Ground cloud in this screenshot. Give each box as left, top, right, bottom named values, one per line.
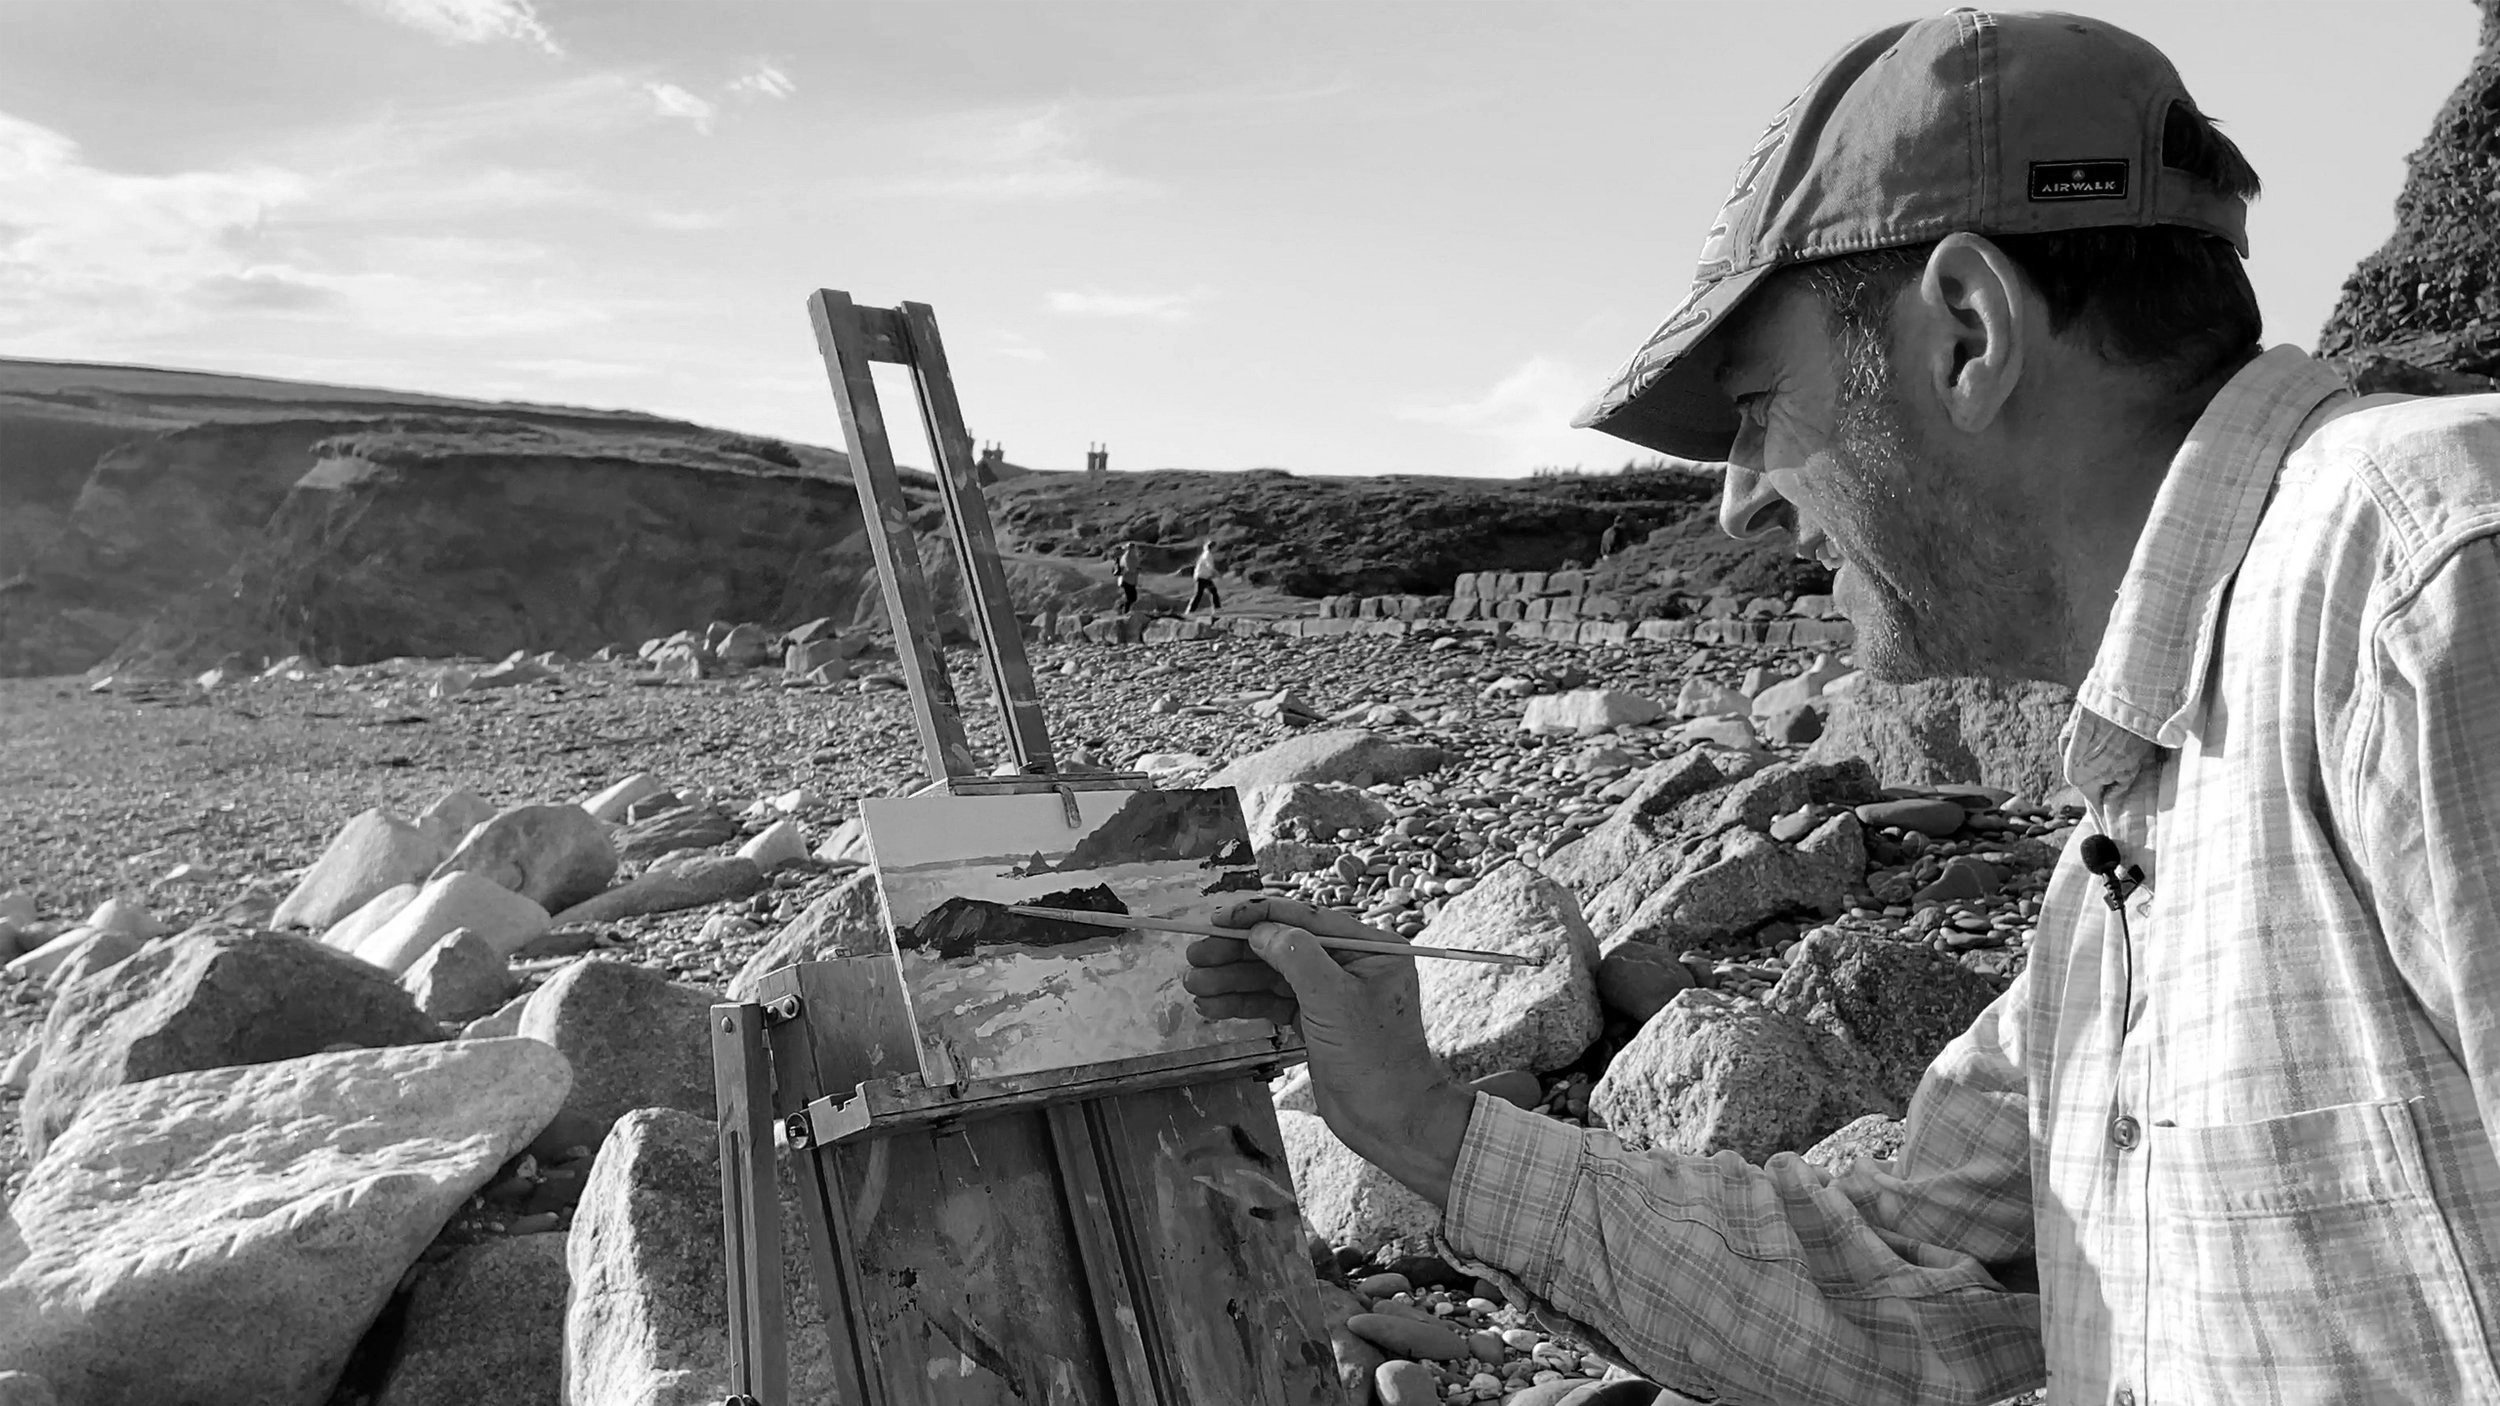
left=646, top=208, right=730, bottom=232
left=1046, top=288, right=1211, bottom=323
left=0, top=108, right=617, bottom=354
left=1399, top=356, right=1629, bottom=476
left=728, top=63, right=796, bottom=101
left=192, top=269, right=344, bottom=313
left=0, top=111, right=313, bottom=341
left=855, top=104, right=1147, bottom=203
left=644, top=83, right=717, bottom=135
left=352, top=0, right=560, bottom=55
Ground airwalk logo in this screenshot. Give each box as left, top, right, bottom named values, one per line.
left=2029, top=159, right=2128, bottom=201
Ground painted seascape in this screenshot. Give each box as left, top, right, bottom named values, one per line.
left=861, top=786, right=1275, bottom=1085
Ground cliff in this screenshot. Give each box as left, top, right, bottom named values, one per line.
left=2318, top=0, right=2500, bottom=391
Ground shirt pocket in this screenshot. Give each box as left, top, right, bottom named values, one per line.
left=2145, top=1098, right=2500, bottom=1404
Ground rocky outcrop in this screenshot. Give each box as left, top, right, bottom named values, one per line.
left=97, top=422, right=872, bottom=677
left=2317, top=0, right=2500, bottom=391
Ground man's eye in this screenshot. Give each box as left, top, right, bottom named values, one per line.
left=1733, top=393, right=1769, bottom=427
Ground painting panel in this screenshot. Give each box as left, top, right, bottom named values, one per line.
left=862, top=786, right=1275, bottom=1085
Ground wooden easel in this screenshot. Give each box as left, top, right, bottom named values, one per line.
left=707, top=291, right=1345, bottom=1406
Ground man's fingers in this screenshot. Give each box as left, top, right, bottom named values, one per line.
left=1244, top=921, right=1361, bottom=993
left=1191, top=991, right=1299, bottom=1026
left=1184, top=934, right=1253, bottom=968
left=1180, top=962, right=1291, bottom=999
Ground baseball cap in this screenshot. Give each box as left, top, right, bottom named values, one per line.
left=1573, top=8, right=2252, bottom=462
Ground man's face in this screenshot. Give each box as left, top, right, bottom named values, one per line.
left=1711, top=278, right=2066, bottom=681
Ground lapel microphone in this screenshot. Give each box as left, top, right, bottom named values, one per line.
left=2080, top=833, right=2145, bottom=911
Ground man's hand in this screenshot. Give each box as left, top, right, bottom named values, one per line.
left=1184, top=897, right=1474, bottom=1204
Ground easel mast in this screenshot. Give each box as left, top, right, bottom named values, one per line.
left=709, top=291, right=1345, bottom=1406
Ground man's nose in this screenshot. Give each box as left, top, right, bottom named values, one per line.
left=1718, top=461, right=1791, bottom=542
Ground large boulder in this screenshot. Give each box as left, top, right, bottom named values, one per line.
left=1589, top=990, right=1885, bottom=1163
left=516, top=959, right=715, bottom=1138
left=1277, top=1110, right=1442, bottom=1257
left=1802, top=1114, right=1908, bottom=1177
left=319, top=882, right=420, bottom=953
left=1243, top=782, right=1393, bottom=849
left=415, top=790, right=499, bottom=852
left=1519, top=689, right=1667, bottom=737
left=0, top=1039, right=570, bottom=1406
left=1414, top=864, right=1601, bottom=1082
left=1552, top=758, right=1879, bottom=950
left=23, top=930, right=443, bottom=1159
left=1761, top=928, right=2002, bottom=1106
left=724, top=867, right=885, bottom=1000
left=375, top=1234, right=569, bottom=1406
left=399, top=928, right=517, bottom=1026
left=1606, top=815, right=1864, bottom=949
left=1207, top=730, right=1454, bottom=793
left=548, top=853, right=765, bottom=928
left=582, top=774, right=667, bottom=825
left=1805, top=676, right=2075, bottom=801
left=352, top=872, right=551, bottom=976
left=431, top=804, right=618, bottom=914
left=614, top=806, right=741, bottom=866
left=565, top=1108, right=837, bottom=1406
left=271, top=808, right=447, bottom=931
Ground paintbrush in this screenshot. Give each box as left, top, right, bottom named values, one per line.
left=1003, top=904, right=1538, bottom=968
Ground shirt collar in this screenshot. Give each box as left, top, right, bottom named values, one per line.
left=2071, top=346, right=2350, bottom=752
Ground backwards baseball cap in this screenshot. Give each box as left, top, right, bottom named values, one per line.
left=1574, top=8, right=2252, bottom=462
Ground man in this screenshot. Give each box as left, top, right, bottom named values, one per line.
left=1188, top=539, right=1222, bottom=613
left=1186, top=10, right=2500, bottom=1404
left=1112, top=539, right=1140, bottom=611
left=1598, top=513, right=1626, bottom=559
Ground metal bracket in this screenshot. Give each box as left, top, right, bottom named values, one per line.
left=762, top=995, right=803, bottom=1026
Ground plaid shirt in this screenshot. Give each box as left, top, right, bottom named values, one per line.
left=1438, top=348, right=2500, bottom=1405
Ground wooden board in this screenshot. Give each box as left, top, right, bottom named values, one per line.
left=756, top=959, right=1343, bottom=1405
left=809, top=289, right=975, bottom=780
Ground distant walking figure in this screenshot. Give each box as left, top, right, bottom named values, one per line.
left=1599, top=513, right=1628, bottom=559
left=1188, top=541, right=1221, bottom=613
left=1113, top=541, right=1141, bottom=611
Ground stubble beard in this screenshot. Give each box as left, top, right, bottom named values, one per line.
left=1825, top=343, right=2072, bottom=683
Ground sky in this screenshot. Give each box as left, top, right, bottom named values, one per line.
left=0, top=1, right=2479, bottom=478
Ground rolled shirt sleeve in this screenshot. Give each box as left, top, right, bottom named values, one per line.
left=1438, top=974, right=2045, bottom=1406
left=2354, top=534, right=2500, bottom=1172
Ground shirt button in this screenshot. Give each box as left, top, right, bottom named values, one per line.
left=2109, top=1114, right=2141, bottom=1150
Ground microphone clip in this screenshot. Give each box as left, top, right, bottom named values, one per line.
left=2078, top=833, right=2146, bottom=912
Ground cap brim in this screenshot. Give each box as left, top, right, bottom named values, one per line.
left=1572, top=263, right=1776, bottom=463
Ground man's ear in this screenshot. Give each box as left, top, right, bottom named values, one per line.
left=1909, top=234, right=2029, bottom=433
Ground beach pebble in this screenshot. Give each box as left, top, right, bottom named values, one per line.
left=1374, top=1360, right=1440, bottom=1406
left=1853, top=798, right=1966, bottom=837
left=1354, top=1272, right=1413, bottom=1300
left=1346, top=1313, right=1470, bottom=1361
